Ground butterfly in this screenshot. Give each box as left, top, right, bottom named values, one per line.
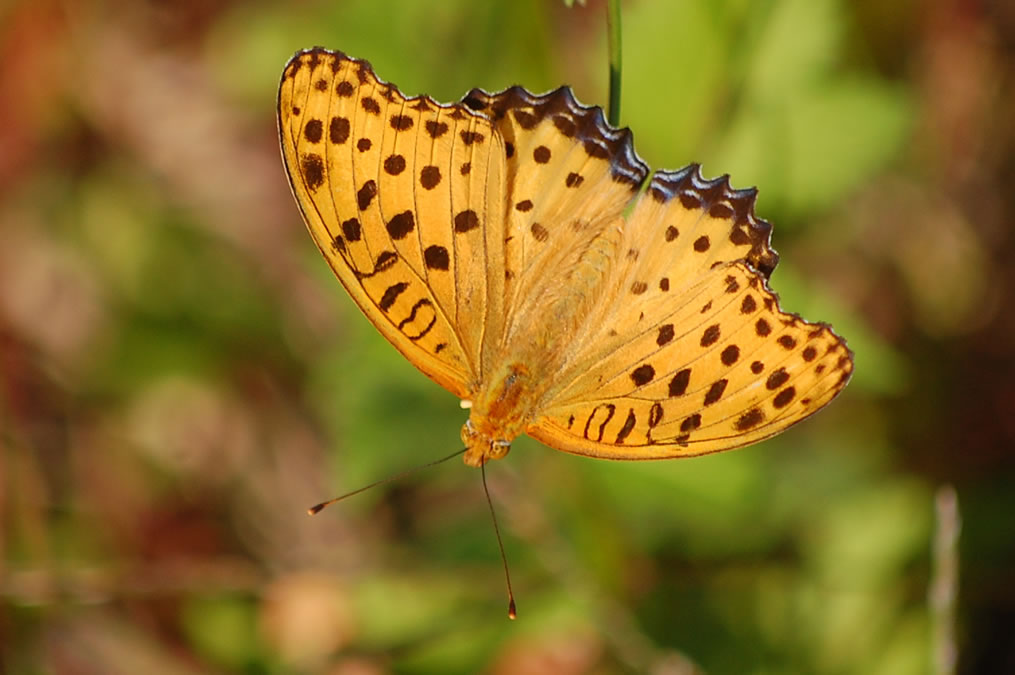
left=277, top=47, right=853, bottom=470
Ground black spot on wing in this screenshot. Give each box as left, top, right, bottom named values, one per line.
left=646, top=164, right=779, bottom=277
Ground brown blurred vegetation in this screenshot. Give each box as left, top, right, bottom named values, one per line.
left=1, top=0, right=1013, bottom=673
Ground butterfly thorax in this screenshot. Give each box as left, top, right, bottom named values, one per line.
left=461, top=363, right=538, bottom=467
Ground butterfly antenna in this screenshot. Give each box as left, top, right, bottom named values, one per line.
left=482, top=461, right=517, bottom=620
left=307, top=448, right=466, bottom=515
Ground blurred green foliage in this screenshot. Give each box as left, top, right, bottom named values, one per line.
left=2, top=0, right=1012, bottom=673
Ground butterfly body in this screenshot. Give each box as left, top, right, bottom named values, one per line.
left=278, top=48, right=853, bottom=468
left=462, top=362, right=531, bottom=467
left=463, top=214, right=629, bottom=465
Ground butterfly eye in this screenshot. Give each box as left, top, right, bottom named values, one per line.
left=461, top=418, right=479, bottom=444
left=489, top=439, right=511, bottom=460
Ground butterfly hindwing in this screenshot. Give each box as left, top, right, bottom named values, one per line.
left=530, top=167, right=853, bottom=458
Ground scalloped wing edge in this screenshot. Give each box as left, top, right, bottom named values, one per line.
left=279, top=47, right=494, bottom=136
left=647, top=164, right=779, bottom=278
left=460, top=84, right=650, bottom=189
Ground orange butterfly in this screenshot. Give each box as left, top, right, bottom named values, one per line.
left=278, top=47, right=852, bottom=470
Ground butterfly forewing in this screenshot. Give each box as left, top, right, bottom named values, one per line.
left=279, top=50, right=509, bottom=397
left=459, top=87, right=650, bottom=370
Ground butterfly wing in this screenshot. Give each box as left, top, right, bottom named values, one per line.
left=529, top=166, right=853, bottom=459
left=278, top=48, right=509, bottom=398
left=457, top=87, right=649, bottom=372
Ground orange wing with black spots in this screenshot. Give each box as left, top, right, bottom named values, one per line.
left=457, top=87, right=650, bottom=372
left=279, top=49, right=509, bottom=397
left=529, top=166, right=853, bottom=459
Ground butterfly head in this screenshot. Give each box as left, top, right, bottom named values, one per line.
left=461, top=419, right=511, bottom=467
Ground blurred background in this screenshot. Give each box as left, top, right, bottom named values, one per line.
left=1, top=0, right=1012, bottom=673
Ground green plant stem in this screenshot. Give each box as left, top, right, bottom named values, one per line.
left=606, top=0, right=622, bottom=126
